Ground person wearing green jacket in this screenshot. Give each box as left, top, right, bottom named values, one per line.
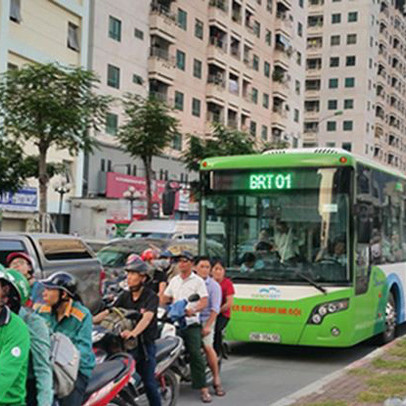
left=6, top=260, right=53, bottom=406
left=0, top=268, right=31, bottom=406
left=36, top=272, right=95, bottom=406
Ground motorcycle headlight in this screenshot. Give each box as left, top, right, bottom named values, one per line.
left=307, top=299, right=349, bottom=325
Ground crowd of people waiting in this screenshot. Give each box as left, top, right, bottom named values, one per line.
left=0, top=248, right=235, bottom=406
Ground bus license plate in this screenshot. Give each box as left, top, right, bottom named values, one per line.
left=249, top=333, right=281, bottom=343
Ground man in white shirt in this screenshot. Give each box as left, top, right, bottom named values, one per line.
left=162, top=251, right=212, bottom=403
left=274, top=220, right=298, bottom=263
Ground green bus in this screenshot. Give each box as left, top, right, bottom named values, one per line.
left=198, top=148, right=406, bottom=347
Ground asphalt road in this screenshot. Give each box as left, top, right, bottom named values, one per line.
left=176, top=331, right=405, bottom=406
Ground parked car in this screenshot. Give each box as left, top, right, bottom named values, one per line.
left=0, top=233, right=103, bottom=312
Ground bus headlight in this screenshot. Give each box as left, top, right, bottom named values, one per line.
left=307, top=299, right=349, bottom=325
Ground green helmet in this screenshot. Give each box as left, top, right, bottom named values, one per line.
left=0, top=269, right=30, bottom=305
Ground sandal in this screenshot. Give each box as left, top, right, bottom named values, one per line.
left=201, top=391, right=212, bottom=403
left=213, top=383, right=226, bottom=397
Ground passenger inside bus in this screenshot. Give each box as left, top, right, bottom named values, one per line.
left=315, top=236, right=347, bottom=266
left=273, top=220, right=300, bottom=263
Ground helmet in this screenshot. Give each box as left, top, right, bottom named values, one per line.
left=0, top=269, right=30, bottom=306
left=6, top=252, right=33, bottom=268
left=140, top=249, right=157, bottom=262
left=125, top=260, right=150, bottom=275
left=126, top=253, right=142, bottom=266
left=40, top=272, right=78, bottom=298
left=159, top=250, right=173, bottom=259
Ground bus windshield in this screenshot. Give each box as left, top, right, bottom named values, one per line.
left=202, top=167, right=352, bottom=285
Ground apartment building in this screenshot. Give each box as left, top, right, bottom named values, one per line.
left=304, top=0, right=406, bottom=171
left=149, top=0, right=306, bottom=149
left=85, top=0, right=191, bottom=199
left=0, top=0, right=90, bottom=231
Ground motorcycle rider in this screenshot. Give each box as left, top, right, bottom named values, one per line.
left=2, top=268, right=53, bottom=406
left=0, top=267, right=31, bottom=406
left=141, top=248, right=167, bottom=301
left=94, top=257, right=162, bottom=406
left=162, top=251, right=212, bottom=403
left=36, top=272, right=95, bottom=406
left=6, top=252, right=42, bottom=304
left=194, top=256, right=225, bottom=397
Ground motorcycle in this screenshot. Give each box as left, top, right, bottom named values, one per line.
left=157, top=295, right=224, bottom=385
left=92, top=309, right=183, bottom=406
left=82, top=353, right=135, bottom=406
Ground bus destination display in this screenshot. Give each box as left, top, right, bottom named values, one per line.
left=210, top=170, right=300, bottom=191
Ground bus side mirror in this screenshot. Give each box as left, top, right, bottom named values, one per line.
left=356, top=203, right=372, bottom=244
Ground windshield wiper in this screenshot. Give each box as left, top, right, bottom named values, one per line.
left=294, top=271, right=327, bottom=295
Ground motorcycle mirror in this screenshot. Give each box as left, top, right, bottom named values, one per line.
left=188, top=294, right=200, bottom=302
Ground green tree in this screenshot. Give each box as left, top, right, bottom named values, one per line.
left=0, top=138, right=30, bottom=193
left=183, top=123, right=256, bottom=172
left=0, top=63, right=111, bottom=224
left=117, top=94, right=180, bottom=219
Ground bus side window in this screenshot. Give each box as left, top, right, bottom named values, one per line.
left=355, top=201, right=372, bottom=295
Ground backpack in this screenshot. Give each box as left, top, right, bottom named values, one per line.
left=50, top=332, right=80, bottom=398
left=100, top=307, right=138, bottom=350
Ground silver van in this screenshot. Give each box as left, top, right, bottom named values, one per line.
left=0, top=233, right=103, bottom=312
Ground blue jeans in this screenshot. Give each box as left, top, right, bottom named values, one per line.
left=135, top=343, right=162, bottom=406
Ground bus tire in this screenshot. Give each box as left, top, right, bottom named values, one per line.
left=380, top=291, right=397, bottom=345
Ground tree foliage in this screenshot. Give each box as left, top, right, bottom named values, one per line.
left=0, top=63, right=112, bottom=220
left=0, top=138, right=29, bottom=194
left=117, top=94, right=180, bottom=218
left=182, top=123, right=257, bottom=172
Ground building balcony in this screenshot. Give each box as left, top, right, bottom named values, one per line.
left=208, top=0, right=229, bottom=26
left=206, top=77, right=227, bottom=101
left=305, top=88, right=321, bottom=97
left=304, top=109, right=320, bottom=120
left=271, top=107, right=288, bottom=127
left=148, top=48, right=176, bottom=84
left=274, top=46, right=292, bottom=66
left=307, top=23, right=323, bottom=35
left=275, top=12, right=293, bottom=33
left=207, top=38, right=228, bottom=61
left=303, top=132, right=318, bottom=144
left=149, top=5, right=177, bottom=43
left=272, top=80, right=289, bottom=98
left=308, top=0, right=324, bottom=13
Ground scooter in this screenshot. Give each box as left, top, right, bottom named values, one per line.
left=157, top=295, right=224, bottom=385
left=92, top=309, right=183, bottom=406
left=82, top=353, right=135, bottom=406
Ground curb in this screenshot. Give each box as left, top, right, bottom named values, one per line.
left=270, top=337, right=404, bottom=406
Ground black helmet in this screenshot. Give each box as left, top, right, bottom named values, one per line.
left=125, top=260, right=150, bottom=275
left=40, top=272, right=78, bottom=298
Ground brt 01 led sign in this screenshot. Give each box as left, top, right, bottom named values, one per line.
left=249, top=173, right=293, bottom=190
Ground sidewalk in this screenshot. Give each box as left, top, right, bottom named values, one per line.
left=275, top=337, right=406, bottom=406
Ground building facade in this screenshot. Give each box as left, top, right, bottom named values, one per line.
left=0, top=0, right=90, bottom=231
left=304, top=0, right=406, bottom=171
left=85, top=0, right=191, bottom=197
left=149, top=0, right=307, bottom=148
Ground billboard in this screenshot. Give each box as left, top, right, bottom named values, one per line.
left=0, top=188, right=38, bottom=212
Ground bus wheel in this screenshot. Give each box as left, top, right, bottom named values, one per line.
left=381, top=292, right=397, bottom=344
